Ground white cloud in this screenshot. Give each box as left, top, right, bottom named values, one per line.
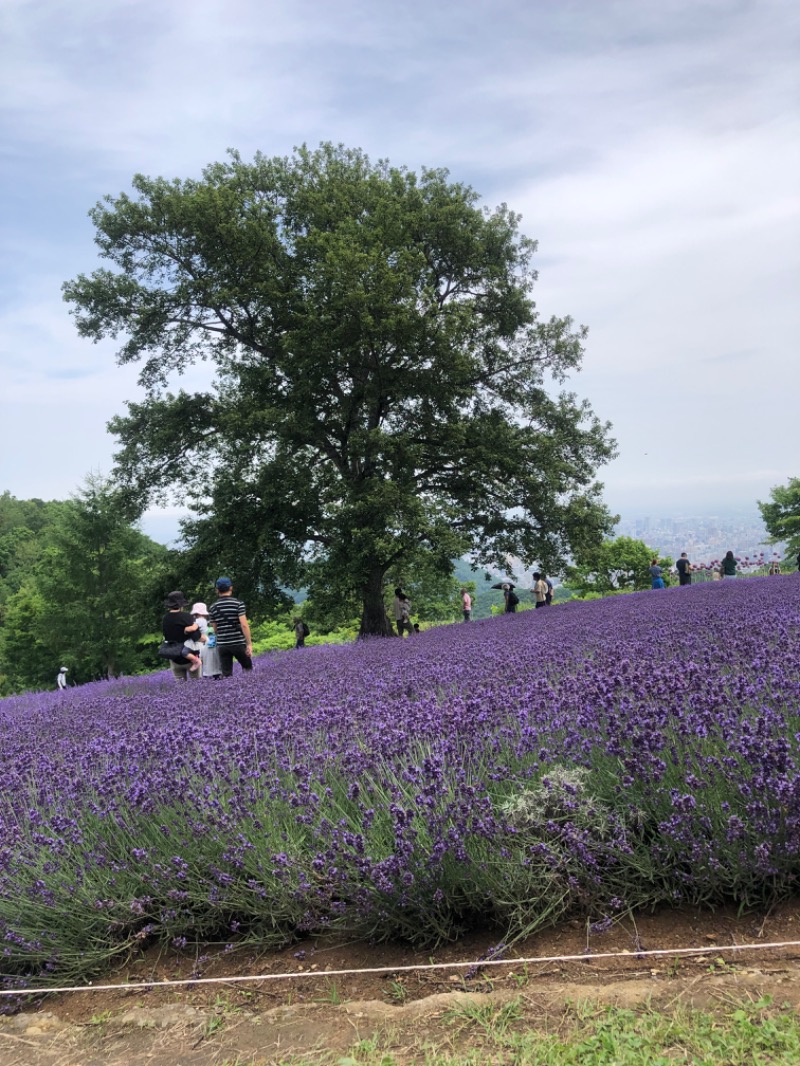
left=0, top=0, right=798, bottom=513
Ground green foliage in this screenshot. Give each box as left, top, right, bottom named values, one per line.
left=64, top=143, right=616, bottom=635
left=0, top=491, right=70, bottom=618
left=0, top=477, right=170, bottom=691
left=565, top=536, right=672, bottom=597
left=388, top=553, right=478, bottom=624
left=249, top=615, right=357, bottom=653
left=759, top=478, right=800, bottom=558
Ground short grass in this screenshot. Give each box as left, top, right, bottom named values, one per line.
left=272, top=996, right=800, bottom=1065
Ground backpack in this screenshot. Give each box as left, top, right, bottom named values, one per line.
left=508, top=591, right=519, bottom=607
left=302, top=622, right=310, bottom=637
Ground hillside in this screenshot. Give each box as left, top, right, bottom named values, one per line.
left=1, top=575, right=798, bottom=997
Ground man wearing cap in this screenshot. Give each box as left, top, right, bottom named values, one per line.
left=208, top=577, right=253, bottom=677
left=57, top=666, right=69, bottom=690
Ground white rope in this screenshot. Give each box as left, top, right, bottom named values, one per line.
left=2, top=938, right=800, bottom=998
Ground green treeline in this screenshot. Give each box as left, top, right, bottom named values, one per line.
left=0, top=480, right=684, bottom=696
left=0, top=484, right=507, bottom=695
left=0, top=481, right=171, bottom=694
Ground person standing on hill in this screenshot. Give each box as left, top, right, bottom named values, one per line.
left=721, top=551, right=737, bottom=578
left=392, top=588, right=413, bottom=636
left=209, top=577, right=253, bottom=677
left=392, top=587, right=405, bottom=636
left=503, top=583, right=519, bottom=612
left=56, top=666, right=69, bottom=690
left=532, top=573, right=548, bottom=608
left=162, top=591, right=201, bottom=682
left=542, top=573, right=554, bottom=605
left=649, top=560, right=665, bottom=589
left=400, top=594, right=413, bottom=634
left=193, top=602, right=222, bottom=679
left=293, top=617, right=309, bottom=648
left=676, top=553, right=692, bottom=586
left=460, top=588, right=472, bottom=622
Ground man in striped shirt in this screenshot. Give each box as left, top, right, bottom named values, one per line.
left=208, top=577, right=253, bottom=677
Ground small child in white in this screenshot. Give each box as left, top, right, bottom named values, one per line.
left=193, top=602, right=224, bottom=678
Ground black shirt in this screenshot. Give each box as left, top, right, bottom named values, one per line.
left=676, top=558, right=690, bottom=576
left=162, top=611, right=197, bottom=643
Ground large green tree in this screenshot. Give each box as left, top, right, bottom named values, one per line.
left=758, top=478, right=800, bottom=559
left=1, top=477, right=169, bottom=690
left=63, top=144, right=616, bottom=635
left=564, top=536, right=672, bottom=597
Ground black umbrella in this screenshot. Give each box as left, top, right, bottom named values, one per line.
left=490, top=582, right=516, bottom=590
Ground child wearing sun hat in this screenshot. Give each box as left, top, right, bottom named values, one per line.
left=192, top=602, right=222, bottom=679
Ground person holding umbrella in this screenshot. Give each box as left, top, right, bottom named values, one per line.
left=492, top=581, right=519, bottom=613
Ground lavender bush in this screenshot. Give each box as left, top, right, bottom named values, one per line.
left=1, top=575, right=798, bottom=990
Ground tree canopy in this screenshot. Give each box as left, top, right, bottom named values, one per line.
left=759, top=478, right=800, bottom=559
left=564, top=536, right=673, bottom=597
left=64, top=143, right=616, bottom=634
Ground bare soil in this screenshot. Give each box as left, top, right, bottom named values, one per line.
left=2, top=900, right=800, bottom=1065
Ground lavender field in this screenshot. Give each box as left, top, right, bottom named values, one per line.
left=2, top=576, right=799, bottom=993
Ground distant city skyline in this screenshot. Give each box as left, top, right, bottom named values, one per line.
left=133, top=501, right=780, bottom=568
left=614, top=510, right=778, bottom=565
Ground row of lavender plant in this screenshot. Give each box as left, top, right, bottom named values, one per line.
left=1, top=576, right=798, bottom=991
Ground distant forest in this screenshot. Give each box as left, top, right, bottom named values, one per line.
left=0, top=489, right=518, bottom=695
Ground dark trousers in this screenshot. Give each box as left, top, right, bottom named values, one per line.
left=218, top=643, right=253, bottom=677
left=679, top=574, right=692, bottom=586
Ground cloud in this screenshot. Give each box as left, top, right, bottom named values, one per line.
left=0, top=0, right=797, bottom=513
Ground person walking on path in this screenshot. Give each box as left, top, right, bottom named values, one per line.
left=676, top=553, right=692, bottom=586
left=460, top=588, right=472, bottom=622
left=532, top=573, right=548, bottom=608
left=721, top=551, right=737, bottom=578
left=56, top=666, right=68, bottom=690
left=209, top=577, right=253, bottom=677
left=649, top=560, right=665, bottom=589
left=162, top=591, right=202, bottom=682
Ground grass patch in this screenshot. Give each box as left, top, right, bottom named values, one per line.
left=270, top=997, right=800, bottom=1065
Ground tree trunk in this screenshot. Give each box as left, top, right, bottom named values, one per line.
left=359, top=567, right=394, bottom=638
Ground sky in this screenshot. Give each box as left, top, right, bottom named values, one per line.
left=1, top=0, right=798, bottom=544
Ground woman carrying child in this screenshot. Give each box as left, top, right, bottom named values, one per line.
left=162, top=592, right=202, bottom=680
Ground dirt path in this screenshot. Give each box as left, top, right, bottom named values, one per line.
left=2, top=902, right=799, bottom=1065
